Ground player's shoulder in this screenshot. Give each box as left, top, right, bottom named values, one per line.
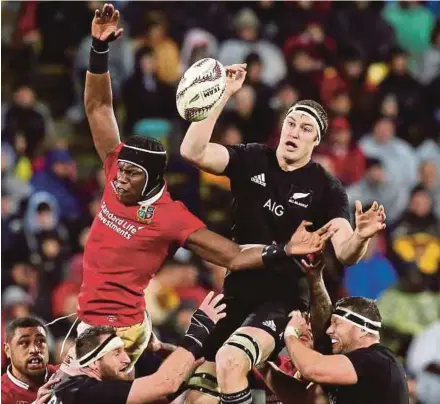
left=307, top=161, right=345, bottom=189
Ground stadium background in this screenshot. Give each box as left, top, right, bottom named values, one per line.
left=1, top=1, right=439, bottom=402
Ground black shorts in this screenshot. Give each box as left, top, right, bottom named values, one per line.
left=201, top=296, right=308, bottom=362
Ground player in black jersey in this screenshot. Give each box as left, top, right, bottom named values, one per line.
left=285, top=297, right=409, bottom=404
left=45, top=292, right=225, bottom=404
left=181, top=64, right=387, bottom=404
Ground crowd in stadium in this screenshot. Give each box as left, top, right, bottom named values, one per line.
left=1, top=1, right=440, bottom=403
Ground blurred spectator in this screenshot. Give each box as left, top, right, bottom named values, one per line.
left=418, top=161, right=440, bottom=219
left=414, top=21, right=440, bottom=85
left=2, top=84, right=55, bottom=159
left=244, top=52, right=273, bottom=117
left=30, top=149, right=83, bottom=221
left=347, top=157, right=409, bottom=225
left=331, top=1, right=396, bottom=61
left=317, top=117, right=365, bottom=186
left=144, top=259, right=204, bottom=327
left=283, top=21, right=336, bottom=71
left=382, top=1, right=436, bottom=56
left=218, top=8, right=287, bottom=86
left=138, top=11, right=181, bottom=85
left=2, top=286, right=34, bottom=324
left=180, top=28, right=219, bottom=71
left=378, top=271, right=440, bottom=358
left=320, top=48, right=373, bottom=137
left=377, top=48, right=424, bottom=138
left=122, top=46, right=175, bottom=134
left=285, top=47, right=322, bottom=101
left=389, top=185, right=440, bottom=277
left=360, top=116, right=419, bottom=190
left=344, top=233, right=398, bottom=300
left=1, top=142, right=32, bottom=212
left=407, top=321, right=440, bottom=404
left=224, top=84, right=272, bottom=143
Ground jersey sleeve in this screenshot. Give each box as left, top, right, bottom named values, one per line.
left=222, top=143, right=265, bottom=180
left=104, top=143, right=124, bottom=180
left=323, top=176, right=351, bottom=223
left=344, top=348, right=386, bottom=380
left=171, top=201, right=206, bottom=246
left=75, top=380, right=133, bottom=404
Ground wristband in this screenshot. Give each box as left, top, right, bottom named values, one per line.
left=89, top=37, right=109, bottom=74
left=181, top=309, right=215, bottom=359
left=262, top=243, right=287, bottom=265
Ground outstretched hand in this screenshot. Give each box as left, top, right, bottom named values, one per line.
left=285, top=221, right=336, bottom=256
left=198, top=291, right=226, bottom=325
left=91, top=3, right=123, bottom=42
left=224, top=64, right=247, bottom=97
left=354, top=200, right=386, bottom=240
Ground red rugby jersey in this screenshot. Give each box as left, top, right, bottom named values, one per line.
left=77, top=144, right=205, bottom=327
left=1, top=365, right=58, bottom=404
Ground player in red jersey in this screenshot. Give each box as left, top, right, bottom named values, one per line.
left=61, top=3, right=335, bottom=374
left=1, top=317, right=59, bottom=404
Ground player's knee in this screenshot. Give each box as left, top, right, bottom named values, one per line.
left=185, top=390, right=220, bottom=404
left=216, top=345, right=250, bottom=381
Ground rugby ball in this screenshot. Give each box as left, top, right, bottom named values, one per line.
left=176, top=58, right=226, bottom=122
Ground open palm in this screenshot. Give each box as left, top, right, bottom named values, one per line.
left=355, top=200, right=386, bottom=239
left=286, top=221, right=335, bottom=256
left=91, top=3, right=123, bottom=42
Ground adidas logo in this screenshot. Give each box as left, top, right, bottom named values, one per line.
left=262, top=320, right=276, bottom=332
left=251, top=173, right=266, bottom=187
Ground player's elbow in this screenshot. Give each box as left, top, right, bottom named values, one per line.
left=299, top=364, right=325, bottom=383
left=180, top=143, right=202, bottom=166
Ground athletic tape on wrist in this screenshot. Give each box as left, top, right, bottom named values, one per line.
left=285, top=326, right=302, bottom=339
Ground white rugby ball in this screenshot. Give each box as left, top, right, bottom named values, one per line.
left=176, top=58, right=226, bottom=122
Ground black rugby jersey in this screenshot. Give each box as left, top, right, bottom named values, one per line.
left=325, top=344, right=409, bottom=404
left=221, top=143, right=350, bottom=302
left=49, top=375, right=132, bottom=404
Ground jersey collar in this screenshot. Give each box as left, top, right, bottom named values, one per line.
left=138, top=184, right=165, bottom=206
left=7, top=365, right=30, bottom=390
left=7, top=365, right=50, bottom=391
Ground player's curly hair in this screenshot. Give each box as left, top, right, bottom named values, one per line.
left=124, top=135, right=166, bottom=153
left=292, top=99, right=329, bottom=136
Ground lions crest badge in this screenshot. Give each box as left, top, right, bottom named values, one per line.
left=137, top=205, right=155, bottom=224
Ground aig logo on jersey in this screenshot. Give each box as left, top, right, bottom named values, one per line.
left=264, top=199, right=284, bottom=217
left=288, top=188, right=313, bottom=208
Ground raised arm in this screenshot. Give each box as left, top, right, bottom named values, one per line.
left=330, top=201, right=386, bottom=266
left=298, top=256, right=332, bottom=337
left=180, top=64, right=246, bottom=175
left=127, top=292, right=225, bottom=404
left=85, top=3, right=123, bottom=162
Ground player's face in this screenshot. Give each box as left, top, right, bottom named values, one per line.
left=98, top=346, right=131, bottom=381
left=326, top=315, right=360, bottom=354
left=278, top=112, right=318, bottom=163
left=5, top=326, right=49, bottom=379
left=298, top=321, right=314, bottom=350
left=115, top=162, right=146, bottom=205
